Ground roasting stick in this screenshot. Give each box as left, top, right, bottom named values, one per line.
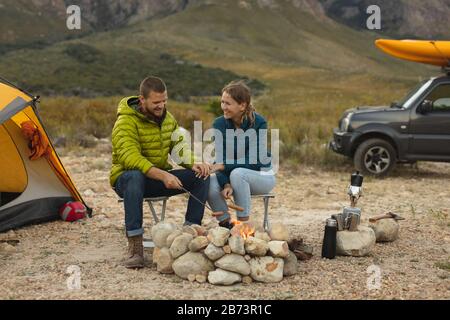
left=226, top=196, right=244, bottom=212
left=179, top=186, right=244, bottom=217
left=193, top=167, right=244, bottom=211
left=179, top=186, right=214, bottom=213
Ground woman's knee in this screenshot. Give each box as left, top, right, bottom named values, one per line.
left=208, top=175, right=222, bottom=198
left=229, top=168, right=247, bottom=184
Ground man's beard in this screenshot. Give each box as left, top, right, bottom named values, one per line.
left=149, top=108, right=165, bottom=119
left=141, top=104, right=165, bottom=119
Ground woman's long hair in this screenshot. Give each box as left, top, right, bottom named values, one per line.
left=222, top=81, right=256, bottom=126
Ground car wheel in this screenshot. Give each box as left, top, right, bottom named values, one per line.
left=354, top=138, right=396, bottom=177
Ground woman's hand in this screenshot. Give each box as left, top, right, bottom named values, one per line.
left=192, top=163, right=211, bottom=179
left=211, top=163, right=225, bottom=173
left=221, top=184, right=233, bottom=199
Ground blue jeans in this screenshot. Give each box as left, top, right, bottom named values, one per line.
left=114, top=170, right=210, bottom=237
left=207, top=168, right=276, bottom=222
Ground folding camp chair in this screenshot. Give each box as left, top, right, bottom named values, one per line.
left=118, top=196, right=169, bottom=248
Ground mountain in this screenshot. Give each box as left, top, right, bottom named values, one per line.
left=0, top=0, right=440, bottom=99
left=0, top=0, right=189, bottom=52
left=62, top=0, right=189, bottom=31
left=319, top=0, right=450, bottom=39
left=2, top=0, right=450, bottom=49
left=0, top=0, right=77, bottom=50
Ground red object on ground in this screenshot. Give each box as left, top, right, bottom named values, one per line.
left=59, top=201, right=87, bottom=222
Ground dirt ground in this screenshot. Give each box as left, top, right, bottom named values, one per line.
left=0, top=150, right=449, bottom=300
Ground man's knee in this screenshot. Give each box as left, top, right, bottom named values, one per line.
left=123, top=170, right=145, bottom=191
left=198, top=175, right=210, bottom=190
left=181, top=169, right=210, bottom=188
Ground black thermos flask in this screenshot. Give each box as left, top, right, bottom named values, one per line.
left=321, top=218, right=337, bottom=259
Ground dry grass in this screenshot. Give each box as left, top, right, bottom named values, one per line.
left=39, top=65, right=426, bottom=170
left=39, top=96, right=214, bottom=148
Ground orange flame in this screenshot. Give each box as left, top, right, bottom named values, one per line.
left=230, top=220, right=256, bottom=239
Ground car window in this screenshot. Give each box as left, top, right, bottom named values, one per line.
left=403, top=79, right=433, bottom=109
left=434, top=98, right=450, bottom=111
left=424, top=83, right=450, bottom=112
left=398, top=80, right=428, bottom=107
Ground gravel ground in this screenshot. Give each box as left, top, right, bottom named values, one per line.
left=0, top=150, right=449, bottom=300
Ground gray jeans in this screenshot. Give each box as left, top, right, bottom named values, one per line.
left=207, top=168, right=276, bottom=222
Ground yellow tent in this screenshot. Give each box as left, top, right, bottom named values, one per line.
left=0, top=77, right=90, bottom=232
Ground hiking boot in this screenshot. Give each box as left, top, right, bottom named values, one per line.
left=124, top=235, right=144, bottom=269
left=219, top=219, right=233, bottom=230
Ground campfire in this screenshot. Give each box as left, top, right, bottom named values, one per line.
left=151, top=220, right=300, bottom=285
left=230, top=220, right=256, bottom=239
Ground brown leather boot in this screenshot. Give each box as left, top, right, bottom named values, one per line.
left=124, top=235, right=144, bottom=269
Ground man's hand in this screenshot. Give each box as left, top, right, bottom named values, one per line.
left=192, top=163, right=211, bottom=179
left=221, top=184, right=233, bottom=199
left=163, top=173, right=183, bottom=190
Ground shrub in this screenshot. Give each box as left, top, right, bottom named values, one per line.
left=64, top=43, right=102, bottom=64
left=207, top=99, right=222, bottom=117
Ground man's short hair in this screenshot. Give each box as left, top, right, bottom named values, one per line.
left=140, top=76, right=167, bottom=98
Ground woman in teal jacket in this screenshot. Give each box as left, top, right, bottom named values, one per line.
left=208, top=81, right=276, bottom=228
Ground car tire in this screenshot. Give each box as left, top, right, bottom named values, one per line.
left=354, top=138, right=396, bottom=177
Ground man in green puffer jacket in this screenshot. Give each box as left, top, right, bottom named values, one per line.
left=111, top=76, right=211, bottom=269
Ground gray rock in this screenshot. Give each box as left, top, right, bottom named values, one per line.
left=242, top=276, right=253, bottom=284
left=172, top=252, right=214, bottom=280
left=215, top=254, right=251, bottom=275
left=151, top=222, right=178, bottom=248
left=208, top=269, right=242, bottom=285
left=191, top=225, right=208, bottom=237
left=283, top=250, right=298, bottom=277
left=369, top=219, right=399, bottom=242
left=228, top=236, right=245, bottom=255
left=254, top=231, right=271, bottom=242
left=268, top=223, right=289, bottom=241
left=165, top=230, right=183, bottom=248
left=249, top=256, right=284, bottom=283
left=189, top=236, right=209, bottom=252
left=182, top=225, right=198, bottom=237
left=156, top=247, right=174, bottom=274
left=152, top=247, right=161, bottom=266
left=203, top=219, right=219, bottom=230
left=268, top=241, right=289, bottom=258
left=79, top=135, right=98, bottom=148
left=170, top=233, right=194, bottom=259
left=245, top=237, right=269, bottom=256
left=207, top=227, right=230, bottom=247
left=0, top=243, right=17, bottom=254
left=336, top=226, right=376, bottom=257
left=187, top=274, right=197, bottom=282
left=196, top=274, right=207, bottom=283
left=204, top=243, right=226, bottom=261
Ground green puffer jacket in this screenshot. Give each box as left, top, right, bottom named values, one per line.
left=110, top=96, right=194, bottom=187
